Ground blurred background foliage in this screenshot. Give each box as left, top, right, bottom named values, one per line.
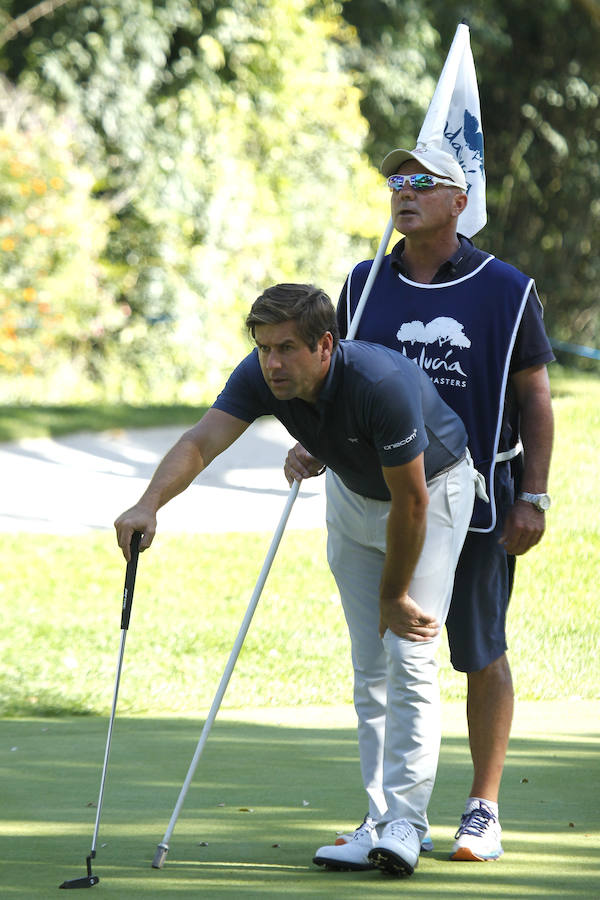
left=0, top=0, right=598, bottom=404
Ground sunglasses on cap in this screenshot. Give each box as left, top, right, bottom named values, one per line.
left=387, top=173, right=464, bottom=192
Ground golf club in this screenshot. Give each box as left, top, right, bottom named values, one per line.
left=152, top=480, right=300, bottom=869
left=59, top=531, right=142, bottom=889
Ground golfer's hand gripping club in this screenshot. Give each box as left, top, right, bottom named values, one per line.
left=284, top=443, right=323, bottom=484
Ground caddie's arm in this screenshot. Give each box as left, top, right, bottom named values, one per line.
left=379, top=453, right=440, bottom=642
left=499, top=364, right=554, bottom=556
left=114, top=409, right=250, bottom=560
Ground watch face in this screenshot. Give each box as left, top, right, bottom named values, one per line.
left=538, top=494, right=551, bottom=511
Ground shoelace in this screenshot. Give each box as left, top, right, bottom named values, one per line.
left=352, top=815, right=376, bottom=840
left=455, top=806, right=496, bottom=839
left=386, top=819, right=414, bottom=841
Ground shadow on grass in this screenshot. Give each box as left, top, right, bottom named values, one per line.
left=1, top=715, right=598, bottom=898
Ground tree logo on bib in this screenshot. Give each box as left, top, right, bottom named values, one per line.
left=396, top=317, right=470, bottom=388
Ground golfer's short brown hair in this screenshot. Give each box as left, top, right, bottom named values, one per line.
left=246, top=283, right=339, bottom=351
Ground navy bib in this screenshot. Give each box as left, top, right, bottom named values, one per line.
left=346, top=255, right=532, bottom=531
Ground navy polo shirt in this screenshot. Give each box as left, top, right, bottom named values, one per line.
left=212, top=339, right=467, bottom=501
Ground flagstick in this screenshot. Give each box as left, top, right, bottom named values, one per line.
left=346, top=216, right=395, bottom=340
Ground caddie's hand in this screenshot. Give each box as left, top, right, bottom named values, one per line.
left=283, top=442, right=325, bottom=486
left=498, top=500, right=546, bottom=556
left=379, top=594, right=441, bottom=642
left=114, top=505, right=157, bottom=561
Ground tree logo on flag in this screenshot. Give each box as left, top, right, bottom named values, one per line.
left=444, top=109, right=484, bottom=193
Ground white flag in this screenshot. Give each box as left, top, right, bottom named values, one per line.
left=417, top=23, right=486, bottom=237
left=347, top=23, right=486, bottom=341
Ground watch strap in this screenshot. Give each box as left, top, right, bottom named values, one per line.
left=517, top=491, right=551, bottom=510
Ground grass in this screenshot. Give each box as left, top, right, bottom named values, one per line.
left=0, top=530, right=348, bottom=717
left=0, top=518, right=598, bottom=721
left=0, top=366, right=599, bottom=717
left=0, top=367, right=599, bottom=897
left=1, top=703, right=598, bottom=898
left=0, top=364, right=594, bottom=443
left=0, top=403, right=206, bottom=443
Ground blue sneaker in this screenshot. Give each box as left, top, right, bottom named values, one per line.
left=450, top=800, right=503, bottom=861
left=420, top=831, right=434, bottom=853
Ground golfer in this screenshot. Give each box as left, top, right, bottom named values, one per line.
left=114, top=282, right=484, bottom=877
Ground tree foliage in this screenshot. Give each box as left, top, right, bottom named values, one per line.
left=344, top=0, right=600, bottom=353
left=0, top=0, right=382, bottom=402
left=0, top=78, right=115, bottom=397
left=0, top=0, right=598, bottom=403
left=435, top=1, right=600, bottom=351
left=338, top=0, right=440, bottom=163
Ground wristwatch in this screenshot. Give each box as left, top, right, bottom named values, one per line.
left=517, top=491, right=551, bottom=512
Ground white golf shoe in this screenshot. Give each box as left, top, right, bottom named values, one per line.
left=368, top=818, right=421, bottom=876
left=334, top=814, right=377, bottom=845
left=335, top=813, right=434, bottom=853
left=313, top=818, right=377, bottom=870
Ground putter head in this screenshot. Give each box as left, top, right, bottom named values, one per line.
left=152, top=842, right=169, bottom=868
left=59, top=853, right=99, bottom=888
left=59, top=875, right=99, bottom=889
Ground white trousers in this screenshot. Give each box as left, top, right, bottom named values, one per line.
left=325, top=457, right=476, bottom=838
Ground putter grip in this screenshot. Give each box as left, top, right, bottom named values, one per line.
left=121, top=531, right=141, bottom=630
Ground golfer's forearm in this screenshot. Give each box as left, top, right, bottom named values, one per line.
left=379, top=504, right=427, bottom=600
left=133, top=409, right=250, bottom=515
left=138, top=437, right=206, bottom=512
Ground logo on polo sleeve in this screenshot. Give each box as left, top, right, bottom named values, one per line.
left=383, top=429, right=417, bottom=451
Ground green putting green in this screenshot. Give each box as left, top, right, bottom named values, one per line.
left=1, top=702, right=598, bottom=898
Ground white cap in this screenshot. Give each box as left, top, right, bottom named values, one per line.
left=381, top=145, right=468, bottom=191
